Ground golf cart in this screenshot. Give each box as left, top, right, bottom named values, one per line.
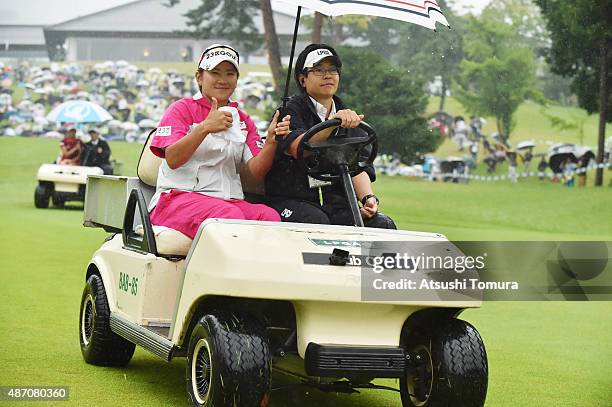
left=79, top=120, right=488, bottom=407
left=35, top=163, right=104, bottom=208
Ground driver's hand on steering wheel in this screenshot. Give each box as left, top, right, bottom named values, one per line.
left=332, top=109, right=364, bottom=129
left=360, top=196, right=378, bottom=219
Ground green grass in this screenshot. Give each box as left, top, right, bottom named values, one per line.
left=0, top=137, right=611, bottom=406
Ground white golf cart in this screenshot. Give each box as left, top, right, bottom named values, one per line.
left=79, top=121, right=488, bottom=406
left=35, top=163, right=103, bottom=208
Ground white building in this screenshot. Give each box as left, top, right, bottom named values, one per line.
left=1, top=0, right=306, bottom=63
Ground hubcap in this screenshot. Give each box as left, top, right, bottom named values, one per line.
left=81, top=294, right=94, bottom=346
left=192, top=339, right=213, bottom=405
left=405, top=345, right=433, bottom=406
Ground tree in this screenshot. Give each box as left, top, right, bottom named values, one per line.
left=166, top=0, right=285, bottom=96
left=180, top=0, right=261, bottom=53
left=454, top=17, right=538, bottom=140
left=396, top=0, right=464, bottom=112
left=336, top=47, right=442, bottom=163
left=540, top=108, right=590, bottom=146
left=481, top=0, right=549, bottom=56
left=535, top=0, right=611, bottom=186
left=481, top=0, right=574, bottom=106
left=312, top=12, right=323, bottom=43
left=260, top=0, right=283, bottom=96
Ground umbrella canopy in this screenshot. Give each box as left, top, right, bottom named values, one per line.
left=517, top=140, right=536, bottom=150
left=138, top=118, right=158, bottom=129
left=46, top=100, right=113, bottom=123
left=281, top=0, right=449, bottom=29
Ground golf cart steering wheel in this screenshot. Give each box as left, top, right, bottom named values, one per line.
left=296, top=118, right=378, bottom=182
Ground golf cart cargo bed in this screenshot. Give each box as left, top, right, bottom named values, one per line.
left=84, top=175, right=154, bottom=232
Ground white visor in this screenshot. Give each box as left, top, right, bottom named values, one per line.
left=199, top=44, right=239, bottom=71
left=304, top=48, right=337, bottom=69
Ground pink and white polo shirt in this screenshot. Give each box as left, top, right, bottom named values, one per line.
left=148, top=92, right=263, bottom=210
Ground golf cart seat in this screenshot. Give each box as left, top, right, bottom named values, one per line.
left=134, top=130, right=266, bottom=257
left=135, top=133, right=192, bottom=256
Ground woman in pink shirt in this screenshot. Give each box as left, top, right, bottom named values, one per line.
left=148, top=44, right=290, bottom=239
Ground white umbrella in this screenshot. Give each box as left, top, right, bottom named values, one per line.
left=138, top=118, right=158, bottom=129
left=517, top=141, right=536, bottom=150
left=121, top=122, right=140, bottom=131
left=46, top=100, right=113, bottom=123
left=42, top=130, right=63, bottom=139
left=280, top=0, right=448, bottom=29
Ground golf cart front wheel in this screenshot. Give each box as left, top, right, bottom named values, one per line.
left=34, top=184, right=50, bottom=208
left=79, top=274, right=135, bottom=366
left=400, top=318, right=488, bottom=407
left=186, top=312, right=271, bottom=407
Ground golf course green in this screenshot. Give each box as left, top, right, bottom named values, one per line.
left=1, top=137, right=611, bottom=406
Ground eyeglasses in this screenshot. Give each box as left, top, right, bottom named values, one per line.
left=306, top=67, right=340, bottom=77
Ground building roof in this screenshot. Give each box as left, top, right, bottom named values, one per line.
left=47, top=0, right=300, bottom=36
left=0, top=26, right=46, bottom=45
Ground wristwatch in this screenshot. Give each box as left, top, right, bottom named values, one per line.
left=360, top=194, right=379, bottom=206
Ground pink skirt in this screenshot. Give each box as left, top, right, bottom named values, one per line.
left=150, top=189, right=280, bottom=239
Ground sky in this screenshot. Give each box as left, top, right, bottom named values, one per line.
left=0, top=0, right=137, bottom=25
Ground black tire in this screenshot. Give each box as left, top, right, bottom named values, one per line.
left=79, top=274, right=135, bottom=366
left=52, top=194, right=65, bottom=208
left=400, top=318, right=488, bottom=407
left=186, top=312, right=271, bottom=407
left=34, top=184, right=50, bottom=208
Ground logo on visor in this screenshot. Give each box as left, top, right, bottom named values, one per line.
left=205, top=50, right=238, bottom=61
left=317, top=50, right=332, bottom=56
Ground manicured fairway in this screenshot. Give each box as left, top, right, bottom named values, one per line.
left=1, top=137, right=611, bottom=406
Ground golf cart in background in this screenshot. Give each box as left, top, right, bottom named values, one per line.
left=35, top=162, right=104, bottom=209
left=35, top=100, right=116, bottom=209
left=35, top=132, right=120, bottom=208
left=79, top=121, right=488, bottom=407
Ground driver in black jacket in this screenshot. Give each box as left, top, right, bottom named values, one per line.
left=265, top=44, right=396, bottom=229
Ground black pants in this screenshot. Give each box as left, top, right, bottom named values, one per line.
left=267, top=199, right=396, bottom=230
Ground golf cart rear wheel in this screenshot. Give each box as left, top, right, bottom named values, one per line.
left=52, top=194, right=65, bottom=208
left=400, top=318, right=488, bottom=407
left=79, top=274, right=135, bottom=366
left=186, top=312, right=271, bottom=407
left=34, top=184, right=50, bottom=208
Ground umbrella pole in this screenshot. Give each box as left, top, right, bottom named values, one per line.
left=282, top=6, right=302, bottom=111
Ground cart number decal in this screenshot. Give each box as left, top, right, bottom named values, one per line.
left=118, top=272, right=139, bottom=296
